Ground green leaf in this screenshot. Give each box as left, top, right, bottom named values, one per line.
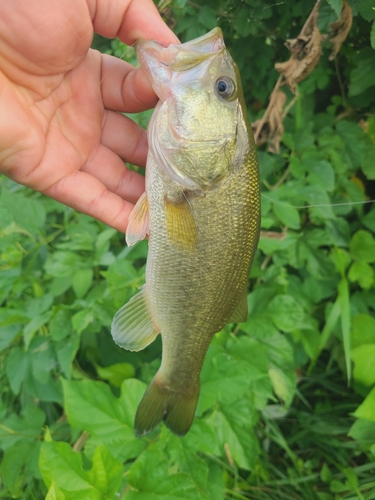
left=349, top=49, right=375, bottom=97
left=39, top=440, right=123, bottom=499
left=358, top=0, right=375, bottom=21
left=272, top=201, right=300, bottom=229
left=127, top=448, right=209, bottom=499
left=49, top=309, right=72, bottom=341
left=268, top=294, right=304, bottom=332
left=0, top=189, right=46, bottom=234
left=354, top=387, right=375, bottom=421
left=371, top=20, right=375, bottom=49
left=362, top=144, right=375, bottom=179
left=46, top=482, right=66, bottom=500
left=211, top=396, right=259, bottom=471
left=198, top=336, right=264, bottom=414
left=351, top=344, right=375, bottom=386
left=351, top=314, right=375, bottom=348
left=95, top=362, right=135, bottom=387
left=24, top=311, right=52, bottom=349
left=6, top=347, right=30, bottom=395
left=350, top=230, right=375, bottom=263
left=198, top=6, right=217, bottom=29
left=166, top=436, right=209, bottom=490
left=72, top=309, right=94, bottom=333
left=62, top=378, right=146, bottom=461
left=348, top=260, right=374, bottom=289
left=306, top=160, right=335, bottom=192
left=0, top=325, right=20, bottom=352
left=56, top=335, right=80, bottom=378
left=268, top=367, right=296, bottom=407
left=72, top=268, right=93, bottom=299
left=326, top=0, right=342, bottom=18
left=0, top=439, right=36, bottom=496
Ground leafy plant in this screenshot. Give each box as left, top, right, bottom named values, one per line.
left=1, top=1, right=375, bottom=498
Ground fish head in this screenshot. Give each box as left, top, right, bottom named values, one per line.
left=136, top=28, right=249, bottom=190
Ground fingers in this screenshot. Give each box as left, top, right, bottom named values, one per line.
left=91, top=0, right=179, bottom=46
left=100, top=53, right=157, bottom=113
left=101, top=110, right=148, bottom=167
left=80, top=143, right=145, bottom=204
left=44, top=149, right=145, bottom=233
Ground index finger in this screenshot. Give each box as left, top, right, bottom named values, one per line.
left=91, top=0, right=179, bottom=46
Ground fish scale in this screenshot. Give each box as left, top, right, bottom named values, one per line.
left=111, top=28, right=260, bottom=437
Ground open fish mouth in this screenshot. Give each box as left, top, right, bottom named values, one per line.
left=135, top=27, right=225, bottom=72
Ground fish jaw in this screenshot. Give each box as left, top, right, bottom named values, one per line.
left=135, top=27, right=225, bottom=100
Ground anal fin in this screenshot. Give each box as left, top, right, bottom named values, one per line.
left=165, top=195, right=197, bottom=250
left=228, top=288, right=248, bottom=323
left=111, top=286, right=159, bottom=351
left=126, top=192, right=149, bottom=246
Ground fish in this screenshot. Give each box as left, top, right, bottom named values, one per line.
left=111, top=27, right=260, bottom=437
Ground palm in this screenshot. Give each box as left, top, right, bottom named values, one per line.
left=0, top=0, right=177, bottom=232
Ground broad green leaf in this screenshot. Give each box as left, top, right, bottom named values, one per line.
left=6, top=346, right=30, bottom=395
left=358, top=0, right=375, bottom=21
left=96, top=362, right=135, bottom=387
left=351, top=344, right=375, bottom=386
left=348, top=260, right=374, bottom=289
left=350, top=230, right=375, bottom=263
left=211, top=396, right=259, bottom=471
left=72, top=268, right=93, bottom=298
left=198, top=6, right=217, bottom=29
left=127, top=448, right=209, bottom=499
left=351, top=314, right=375, bottom=348
left=326, top=0, right=342, bottom=18
left=166, top=435, right=209, bottom=490
left=272, top=201, right=300, bottom=229
left=198, top=336, right=264, bottom=414
left=31, top=340, right=55, bottom=384
left=362, top=205, right=375, bottom=232
left=49, top=309, right=72, bottom=341
left=0, top=439, right=36, bottom=496
left=62, top=378, right=146, bottom=460
left=362, top=144, right=375, bottom=179
left=306, top=160, right=335, bottom=192
left=354, top=387, right=375, bottom=421
left=72, top=309, right=94, bottom=333
left=0, top=189, right=46, bottom=234
left=268, top=294, right=304, bottom=332
left=371, top=20, right=375, bottom=49
left=39, top=440, right=123, bottom=499
left=46, top=482, right=66, bottom=500
left=0, top=325, right=20, bottom=352
left=349, top=49, right=375, bottom=97
left=268, top=367, right=296, bottom=407
left=349, top=419, right=375, bottom=443
left=299, top=185, right=335, bottom=221
left=56, top=335, right=80, bottom=378
left=24, top=311, right=53, bottom=349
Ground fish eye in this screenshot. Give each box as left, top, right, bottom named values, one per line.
left=215, top=77, right=235, bottom=99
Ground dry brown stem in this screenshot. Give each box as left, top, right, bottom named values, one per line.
left=275, top=0, right=326, bottom=92
left=329, top=0, right=353, bottom=60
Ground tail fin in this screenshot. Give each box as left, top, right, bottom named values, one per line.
left=134, top=372, right=200, bottom=437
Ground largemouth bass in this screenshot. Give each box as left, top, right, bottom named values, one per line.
left=111, top=28, right=260, bottom=437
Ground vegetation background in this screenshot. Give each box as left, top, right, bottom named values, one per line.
left=1, top=0, right=375, bottom=498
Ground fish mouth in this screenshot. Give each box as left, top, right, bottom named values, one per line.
left=136, top=27, right=224, bottom=73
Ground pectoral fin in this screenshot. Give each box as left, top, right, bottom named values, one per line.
left=126, top=192, right=149, bottom=246
left=111, top=286, right=159, bottom=351
left=228, top=288, right=248, bottom=323
left=164, top=195, right=197, bottom=250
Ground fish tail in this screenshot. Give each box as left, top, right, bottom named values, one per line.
left=134, top=371, right=200, bottom=437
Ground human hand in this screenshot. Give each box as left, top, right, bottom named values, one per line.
left=0, top=0, right=178, bottom=232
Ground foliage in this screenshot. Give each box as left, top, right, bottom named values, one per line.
left=1, top=0, right=375, bottom=498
